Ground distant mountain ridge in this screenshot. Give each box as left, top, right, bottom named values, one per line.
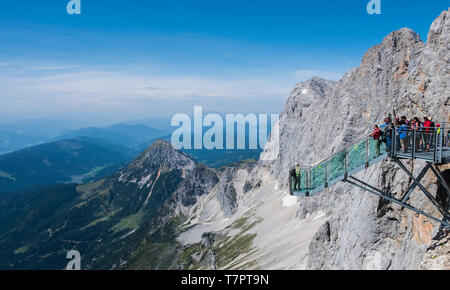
left=0, top=130, right=42, bottom=155
left=0, top=122, right=170, bottom=155
left=55, top=123, right=170, bottom=149
left=0, top=137, right=134, bottom=192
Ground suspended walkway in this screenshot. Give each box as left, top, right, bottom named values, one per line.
left=289, top=126, right=450, bottom=228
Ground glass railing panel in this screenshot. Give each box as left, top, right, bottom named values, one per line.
left=301, top=169, right=308, bottom=189
left=348, top=139, right=367, bottom=171
left=443, top=127, right=449, bottom=162
left=399, top=127, right=414, bottom=158
left=328, top=150, right=346, bottom=182
left=311, top=162, right=326, bottom=190
left=368, top=135, right=387, bottom=161
left=392, top=126, right=441, bottom=161
left=445, top=128, right=450, bottom=148
left=409, top=128, right=420, bottom=156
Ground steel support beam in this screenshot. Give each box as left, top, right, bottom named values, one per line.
left=345, top=178, right=450, bottom=228
left=348, top=176, right=390, bottom=198
left=400, top=163, right=432, bottom=203
left=430, top=165, right=450, bottom=198
left=342, top=157, right=450, bottom=228
left=394, top=159, right=448, bottom=218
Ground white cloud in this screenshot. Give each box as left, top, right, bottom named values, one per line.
left=12, top=70, right=289, bottom=101
left=26, top=65, right=80, bottom=71
left=0, top=67, right=294, bottom=119
left=1, top=63, right=350, bottom=121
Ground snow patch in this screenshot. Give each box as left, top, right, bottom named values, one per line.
left=313, top=210, right=326, bottom=220
left=138, top=174, right=152, bottom=188
left=282, top=195, right=298, bottom=208
left=273, top=182, right=279, bottom=191
left=120, top=227, right=139, bottom=240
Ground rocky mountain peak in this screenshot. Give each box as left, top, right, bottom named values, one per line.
left=382, top=27, right=422, bottom=46
left=427, top=9, right=449, bottom=45
left=282, top=77, right=335, bottom=117
left=119, top=139, right=196, bottom=183
left=360, top=27, right=423, bottom=75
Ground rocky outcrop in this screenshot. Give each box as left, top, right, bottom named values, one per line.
left=420, top=236, right=450, bottom=269
left=216, top=167, right=239, bottom=217
left=173, top=164, right=219, bottom=208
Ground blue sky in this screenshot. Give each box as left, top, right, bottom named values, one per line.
left=0, top=1, right=448, bottom=124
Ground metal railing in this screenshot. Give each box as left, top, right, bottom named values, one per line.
left=291, top=125, right=449, bottom=195
left=291, top=131, right=388, bottom=195
left=391, top=125, right=448, bottom=164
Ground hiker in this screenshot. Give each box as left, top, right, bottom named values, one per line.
left=400, top=116, right=411, bottom=150
left=394, top=119, right=401, bottom=152
left=397, top=119, right=408, bottom=153
left=413, top=117, right=424, bottom=151
left=379, top=117, right=392, bottom=149
left=371, top=125, right=382, bottom=156
left=423, top=117, right=432, bottom=152
left=436, top=123, right=443, bottom=147
left=410, top=118, right=419, bottom=151
left=401, top=116, right=410, bottom=127
left=293, top=163, right=301, bottom=191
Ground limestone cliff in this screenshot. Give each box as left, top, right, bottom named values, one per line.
left=257, top=9, right=449, bottom=269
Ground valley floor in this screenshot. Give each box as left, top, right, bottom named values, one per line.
left=177, top=168, right=326, bottom=270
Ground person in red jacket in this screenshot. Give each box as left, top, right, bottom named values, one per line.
left=423, top=117, right=432, bottom=152
left=410, top=117, right=420, bottom=152
left=372, top=125, right=382, bottom=156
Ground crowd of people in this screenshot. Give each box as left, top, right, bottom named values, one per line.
left=372, top=115, right=446, bottom=155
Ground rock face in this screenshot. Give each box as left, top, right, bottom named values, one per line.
left=173, top=164, right=219, bottom=208
left=216, top=167, right=239, bottom=217
left=121, top=140, right=196, bottom=180
left=258, top=9, right=450, bottom=269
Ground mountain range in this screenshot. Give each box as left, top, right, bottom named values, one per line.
left=0, top=122, right=170, bottom=155
left=54, top=123, right=170, bottom=150
left=0, top=137, right=135, bottom=192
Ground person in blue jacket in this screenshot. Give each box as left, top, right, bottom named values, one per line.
left=397, top=119, right=408, bottom=153
left=379, top=117, right=392, bottom=150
